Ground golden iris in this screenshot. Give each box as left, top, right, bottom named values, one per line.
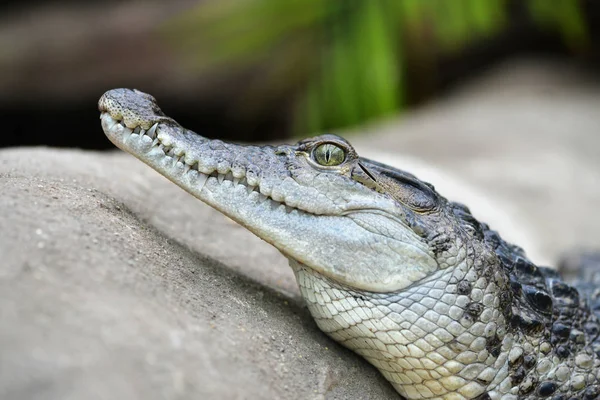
left=313, top=143, right=346, bottom=166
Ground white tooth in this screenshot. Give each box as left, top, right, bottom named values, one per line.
left=257, top=193, right=268, bottom=203
left=152, top=138, right=159, bottom=147
left=233, top=177, right=240, bottom=186
left=147, top=123, right=158, bottom=139
left=158, top=144, right=164, bottom=151
left=111, top=122, right=122, bottom=134
left=218, top=174, right=225, bottom=184
left=196, top=174, right=208, bottom=192
left=184, top=163, right=191, bottom=173
left=139, top=128, right=146, bottom=136
left=102, top=114, right=117, bottom=130
left=246, top=185, right=255, bottom=195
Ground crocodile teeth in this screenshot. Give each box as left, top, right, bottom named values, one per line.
left=196, top=174, right=208, bottom=192
left=233, top=177, right=240, bottom=186
left=147, top=123, right=158, bottom=139
left=152, top=138, right=160, bottom=147
left=257, top=193, right=269, bottom=204
left=183, top=163, right=191, bottom=174
left=217, top=174, right=225, bottom=184
left=104, top=115, right=117, bottom=130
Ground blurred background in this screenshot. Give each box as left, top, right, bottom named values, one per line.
left=1, top=0, right=598, bottom=149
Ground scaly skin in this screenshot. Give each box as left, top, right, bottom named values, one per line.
left=99, top=88, right=600, bottom=400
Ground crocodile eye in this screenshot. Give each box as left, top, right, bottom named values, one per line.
left=313, top=143, right=346, bottom=166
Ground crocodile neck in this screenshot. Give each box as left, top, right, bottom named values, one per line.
left=292, top=259, right=514, bottom=399
left=289, top=229, right=600, bottom=399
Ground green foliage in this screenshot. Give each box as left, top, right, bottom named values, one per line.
left=162, top=0, right=590, bottom=135
left=528, top=0, right=589, bottom=51
left=301, top=1, right=402, bottom=134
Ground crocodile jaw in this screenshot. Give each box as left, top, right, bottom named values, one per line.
left=99, top=89, right=437, bottom=293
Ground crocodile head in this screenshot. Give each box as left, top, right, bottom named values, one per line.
left=99, top=88, right=475, bottom=294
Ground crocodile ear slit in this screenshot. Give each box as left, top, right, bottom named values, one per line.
left=358, top=162, right=377, bottom=182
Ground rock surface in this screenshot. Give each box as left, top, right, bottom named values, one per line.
left=1, top=60, right=599, bottom=399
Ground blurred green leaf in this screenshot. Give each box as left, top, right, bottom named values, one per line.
left=470, top=0, right=507, bottom=37
left=528, top=0, right=589, bottom=51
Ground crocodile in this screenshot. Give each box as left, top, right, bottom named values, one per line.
left=99, top=88, right=600, bottom=400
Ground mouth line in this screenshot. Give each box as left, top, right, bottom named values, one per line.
left=101, top=112, right=310, bottom=216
